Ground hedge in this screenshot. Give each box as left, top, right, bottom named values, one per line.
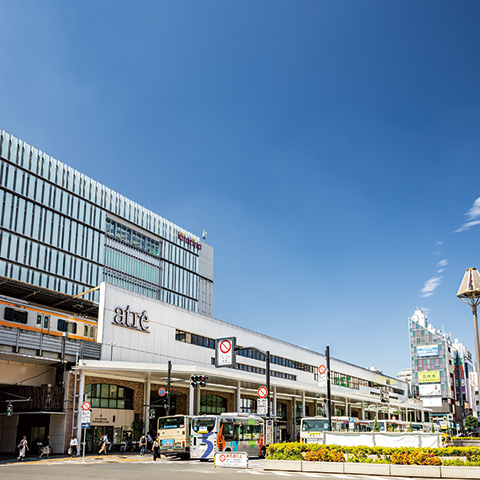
left=266, top=443, right=480, bottom=466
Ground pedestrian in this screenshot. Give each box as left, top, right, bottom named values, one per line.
left=17, top=436, right=29, bottom=461
left=99, top=432, right=109, bottom=454
left=285, top=431, right=291, bottom=443
left=39, top=434, right=50, bottom=458
left=139, top=433, right=147, bottom=456
left=70, top=434, right=78, bottom=457
left=152, top=437, right=160, bottom=461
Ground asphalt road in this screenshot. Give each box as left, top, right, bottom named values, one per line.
left=0, top=455, right=440, bottom=480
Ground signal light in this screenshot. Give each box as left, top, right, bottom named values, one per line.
left=191, top=375, right=208, bottom=388
left=6, top=404, right=12, bottom=416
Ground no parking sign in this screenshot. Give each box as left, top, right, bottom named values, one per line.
left=215, top=337, right=237, bottom=368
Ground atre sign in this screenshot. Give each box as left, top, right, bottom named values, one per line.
left=113, top=305, right=150, bottom=333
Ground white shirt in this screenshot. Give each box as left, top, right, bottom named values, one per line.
left=70, top=438, right=78, bottom=446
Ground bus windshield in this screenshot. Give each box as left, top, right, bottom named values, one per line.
left=192, top=417, right=216, bottom=434
left=158, top=416, right=186, bottom=429
left=302, top=419, right=329, bottom=432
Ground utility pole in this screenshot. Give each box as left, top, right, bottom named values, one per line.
left=166, top=360, right=172, bottom=415
left=326, top=346, right=332, bottom=432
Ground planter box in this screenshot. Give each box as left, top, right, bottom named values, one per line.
left=344, top=462, right=390, bottom=476
left=441, top=466, right=480, bottom=479
left=390, top=464, right=441, bottom=478
left=263, top=460, right=301, bottom=472
left=301, top=461, right=344, bottom=473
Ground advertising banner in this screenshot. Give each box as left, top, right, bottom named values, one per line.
left=417, top=345, right=439, bottom=357
left=419, top=383, right=441, bottom=396
left=418, top=370, right=440, bottom=383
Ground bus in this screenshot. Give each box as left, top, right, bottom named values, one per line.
left=157, top=415, right=191, bottom=458
left=300, top=416, right=371, bottom=442
left=190, top=413, right=265, bottom=460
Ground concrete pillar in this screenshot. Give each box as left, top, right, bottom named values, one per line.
left=236, top=382, right=241, bottom=413
left=75, top=369, right=85, bottom=440
left=273, top=387, right=277, bottom=418
left=302, top=391, right=306, bottom=417
left=144, top=373, right=151, bottom=434
left=361, top=401, right=365, bottom=420
left=189, top=384, right=194, bottom=415
left=421, top=408, right=425, bottom=422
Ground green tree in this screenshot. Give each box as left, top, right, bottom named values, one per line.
left=132, top=419, right=144, bottom=440
left=465, top=415, right=478, bottom=433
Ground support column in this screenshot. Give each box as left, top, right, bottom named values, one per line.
left=421, top=408, right=425, bottom=422
left=361, top=401, right=365, bottom=420
left=75, top=369, right=85, bottom=439
left=144, top=373, right=151, bottom=434
left=236, top=382, right=241, bottom=413
left=189, top=384, right=194, bottom=415
left=273, top=387, right=277, bottom=418
left=302, top=391, right=306, bottom=418
left=345, top=398, right=349, bottom=417
left=314, top=398, right=318, bottom=417
left=196, top=387, right=201, bottom=415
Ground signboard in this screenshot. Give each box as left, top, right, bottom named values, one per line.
left=215, top=337, right=236, bottom=368
left=418, top=370, right=441, bottom=383
left=214, top=452, right=248, bottom=468
left=419, top=383, right=441, bottom=397
left=257, top=386, right=268, bottom=399
left=318, top=365, right=327, bottom=375
left=257, top=398, right=268, bottom=415
left=417, top=345, right=439, bottom=357
left=82, top=401, right=91, bottom=411
left=349, top=417, right=354, bottom=431
left=158, top=388, right=166, bottom=397
left=266, top=419, right=274, bottom=445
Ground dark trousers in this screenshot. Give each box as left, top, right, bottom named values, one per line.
left=153, top=447, right=159, bottom=461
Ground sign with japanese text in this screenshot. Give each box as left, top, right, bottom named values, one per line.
left=417, top=345, right=439, bottom=357
left=214, top=452, right=248, bottom=468
left=418, top=370, right=440, bottom=383
left=215, top=337, right=236, bottom=368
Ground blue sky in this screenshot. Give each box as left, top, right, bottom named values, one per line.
left=1, top=1, right=480, bottom=377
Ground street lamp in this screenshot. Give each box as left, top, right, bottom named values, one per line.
left=457, top=268, right=480, bottom=391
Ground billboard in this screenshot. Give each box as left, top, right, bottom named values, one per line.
left=417, top=345, right=439, bottom=357
left=419, top=383, right=441, bottom=396
left=418, top=370, right=440, bottom=383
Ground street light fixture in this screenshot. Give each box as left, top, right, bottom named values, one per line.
left=457, top=267, right=480, bottom=392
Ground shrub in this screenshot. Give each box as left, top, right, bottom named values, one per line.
left=391, top=451, right=441, bottom=466
left=304, top=447, right=343, bottom=462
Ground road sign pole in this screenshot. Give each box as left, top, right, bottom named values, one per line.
left=326, top=346, right=332, bottom=432
left=167, top=360, right=172, bottom=415
left=266, top=351, right=270, bottom=418
left=82, top=424, right=86, bottom=463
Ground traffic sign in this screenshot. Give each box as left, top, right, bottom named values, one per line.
left=257, top=386, right=268, bottom=399
left=215, top=337, right=237, bottom=368
left=82, top=401, right=91, bottom=411
left=257, top=397, right=268, bottom=415
left=158, top=388, right=166, bottom=397
left=318, top=365, right=327, bottom=375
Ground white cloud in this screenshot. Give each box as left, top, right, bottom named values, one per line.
left=420, top=276, right=443, bottom=297
left=435, top=241, right=443, bottom=246
left=456, top=197, right=480, bottom=232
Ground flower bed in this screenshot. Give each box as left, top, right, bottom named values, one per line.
left=266, top=443, right=480, bottom=466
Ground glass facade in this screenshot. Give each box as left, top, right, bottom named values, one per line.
left=0, top=129, right=212, bottom=314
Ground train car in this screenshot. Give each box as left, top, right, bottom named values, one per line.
left=0, top=295, right=97, bottom=341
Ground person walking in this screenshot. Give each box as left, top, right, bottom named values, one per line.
left=139, top=433, right=147, bottom=456
left=152, top=437, right=160, bottom=461
left=39, top=434, right=50, bottom=459
left=99, top=432, right=109, bottom=454
left=70, top=434, right=78, bottom=457
left=17, top=436, right=29, bottom=461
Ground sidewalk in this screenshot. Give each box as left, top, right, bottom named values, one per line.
left=0, top=451, right=155, bottom=465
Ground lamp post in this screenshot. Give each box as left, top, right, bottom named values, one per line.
left=457, top=268, right=480, bottom=401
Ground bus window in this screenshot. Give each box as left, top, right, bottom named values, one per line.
left=192, top=417, right=216, bottom=434
left=220, top=422, right=235, bottom=442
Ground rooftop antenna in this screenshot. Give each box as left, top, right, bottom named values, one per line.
left=202, top=230, right=207, bottom=241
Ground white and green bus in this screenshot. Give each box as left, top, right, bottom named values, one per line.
left=157, top=415, right=192, bottom=458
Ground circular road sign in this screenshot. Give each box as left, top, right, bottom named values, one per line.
left=219, top=454, right=226, bottom=463
left=257, top=386, right=268, bottom=399
left=219, top=339, right=232, bottom=354
left=158, top=388, right=166, bottom=397
left=318, top=365, right=327, bottom=375
left=82, top=401, right=91, bottom=411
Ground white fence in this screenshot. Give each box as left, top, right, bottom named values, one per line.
left=306, top=432, right=441, bottom=448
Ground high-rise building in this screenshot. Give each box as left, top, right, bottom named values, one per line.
left=409, top=308, right=477, bottom=429
left=0, top=129, right=214, bottom=316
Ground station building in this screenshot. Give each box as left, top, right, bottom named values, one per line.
left=0, top=129, right=428, bottom=454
